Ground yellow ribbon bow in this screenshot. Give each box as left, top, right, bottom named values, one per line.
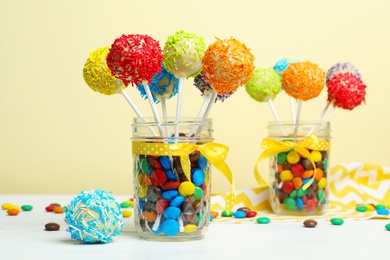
left=254, top=134, right=330, bottom=190
left=132, top=141, right=236, bottom=213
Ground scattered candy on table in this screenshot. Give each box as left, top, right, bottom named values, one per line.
left=330, top=218, right=344, bottom=225
left=303, top=219, right=318, bottom=228
left=45, top=222, right=60, bottom=231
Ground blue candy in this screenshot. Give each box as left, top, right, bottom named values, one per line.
left=233, top=211, right=247, bottom=218
left=198, top=155, right=208, bottom=170
left=191, top=169, right=205, bottom=186
left=165, top=170, right=177, bottom=181
left=159, top=156, right=171, bottom=170
left=163, top=206, right=181, bottom=219
left=296, top=197, right=304, bottom=210
left=377, top=208, right=390, bottom=215
left=170, top=195, right=185, bottom=207
left=161, top=219, right=180, bottom=236
left=162, top=190, right=179, bottom=200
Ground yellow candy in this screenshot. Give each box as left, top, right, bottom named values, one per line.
left=122, top=210, right=132, bottom=218
left=2, top=203, right=14, bottom=210
left=137, top=183, right=148, bottom=198
left=318, top=177, right=327, bottom=189
left=311, top=150, right=322, bottom=162
left=183, top=224, right=198, bottom=233
left=366, top=204, right=376, bottom=211
left=287, top=151, right=300, bottom=164
left=178, top=181, right=195, bottom=196
left=280, top=170, right=293, bottom=181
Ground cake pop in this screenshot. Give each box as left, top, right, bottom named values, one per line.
left=202, top=37, right=255, bottom=95
left=107, top=34, right=164, bottom=135
left=327, top=72, right=366, bottom=110
left=137, top=64, right=179, bottom=104
left=163, top=30, right=206, bottom=137
left=326, top=62, right=361, bottom=83
left=273, top=58, right=299, bottom=121
left=282, top=61, right=325, bottom=101
left=82, top=46, right=149, bottom=121
left=163, top=30, right=206, bottom=79
left=83, top=46, right=126, bottom=95
left=282, top=61, right=326, bottom=137
left=245, top=68, right=285, bottom=135
left=106, top=34, right=163, bottom=86
left=194, top=72, right=235, bottom=102
left=64, top=189, right=124, bottom=244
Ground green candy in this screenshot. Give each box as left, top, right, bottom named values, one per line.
left=375, top=204, right=386, bottom=210
left=21, top=205, right=33, bottom=211
left=385, top=223, right=390, bottom=231
left=330, top=218, right=344, bottom=225
left=221, top=210, right=233, bottom=217
left=277, top=153, right=287, bottom=164
left=356, top=205, right=367, bottom=212
left=289, top=190, right=298, bottom=199
left=138, top=157, right=150, bottom=174
left=120, top=202, right=130, bottom=208
left=283, top=198, right=296, bottom=210
left=257, top=217, right=271, bottom=224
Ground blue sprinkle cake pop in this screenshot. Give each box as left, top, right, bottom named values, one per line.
left=137, top=64, right=179, bottom=103
left=64, top=189, right=124, bottom=244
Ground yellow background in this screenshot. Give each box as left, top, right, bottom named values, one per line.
left=1, top=0, right=389, bottom=195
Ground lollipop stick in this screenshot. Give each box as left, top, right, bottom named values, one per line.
left=160, top=98, right=171, bottom=136
left=188, top=93, right=211, bottom=136
left=195, top=91, right=217, bottom=136
left=308, top=102, right=331, bottom=136
left=293, top=100, right=303, bottom=141
left=290, top=98, right=296, bottom=122
left=143, top=81, right=164, bottom=136
left=268, top=99, right=287, bottom=136
left=324, top=105, right=336, bottom=122
left=174, top=77, right=184, bottom=137
left=120, top=89, right=157, bottom=136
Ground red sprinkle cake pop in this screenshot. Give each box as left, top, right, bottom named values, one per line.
left=106, top=34, right=163, bottom=86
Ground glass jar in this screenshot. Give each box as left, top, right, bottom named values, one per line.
left=265, top=121, right=331, bottom=215
left=131, top=117, right=214, bottom=241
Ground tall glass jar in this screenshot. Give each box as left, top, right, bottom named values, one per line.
left=131, top=117, right=214, bottom=241
left=265, top=121, right=331, bottom=215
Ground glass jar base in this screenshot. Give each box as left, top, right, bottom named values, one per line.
left=137, top=232, right=205, bottom=242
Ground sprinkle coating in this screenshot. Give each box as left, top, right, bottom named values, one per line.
left=83, top=46, right=126, bottom=95
left=64, top=189, right=124, bottom=244
left=202, top=37, right=255, bottom=95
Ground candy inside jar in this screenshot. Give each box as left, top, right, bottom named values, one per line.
left=264, top=121, right=331, bottom=215
left=131, top=117, right=235, bottom=241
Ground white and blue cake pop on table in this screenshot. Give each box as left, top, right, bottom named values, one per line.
left=64, top=189, right=124, bottom=244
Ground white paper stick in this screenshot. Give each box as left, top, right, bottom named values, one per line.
left=307, top=102, right=331, bottom=136
left=195, top=91, right=217, bottom=136
left=188, top=93, right=211, bottom=137
left=293, top=100, right=303, bottom=141
left=268, top=99, right=287, bottom=136
left=325, top=105, right=336, bottom=122
left=143, top=81, right=164, bottom=136
left=175, top=77, right=185, bottom=137
left=290, top=97, right=296, bottom=122
left=160, top=98, right=170, bottom=136
left=120, top=89, right=157, bottom=136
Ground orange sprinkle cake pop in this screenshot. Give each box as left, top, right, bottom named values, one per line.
left=282, top=61, right=325, bottom=101
left=202, top=37, right=255, bottom=95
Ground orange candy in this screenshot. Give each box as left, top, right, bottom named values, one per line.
left=314, top=168, right=324, bottom=181
left=292, top=177, right=303, bottom=189
left=7, top=208, right=20, bottom=216
left=302, top=170, right=314, bottom=179
left=210, top=211, right=219, bottom=218
left=53, top=207, right=64, bottom=214
left=143, top=211, right=157, bottom=222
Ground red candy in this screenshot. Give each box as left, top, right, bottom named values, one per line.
left=246, top=211, right=257, bottom=218
left=291, top=164, right=304, bottom=177
left=148, top=156, right=162, bottom=169
left=163, top=181, right=181, bottom=190
left=305, top=199, right=317, bottom=212
left=155, top=199, right=170, bottom=214
left=150, top=169, right=167, bottom=186
left=282, top=181, right=294, bottom=194
left=45, top=205, right=56, bottom=212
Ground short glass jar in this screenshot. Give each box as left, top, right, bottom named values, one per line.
left=131, top=117, right=214, bottom=241
left=265, top=121, right=331, bottom=215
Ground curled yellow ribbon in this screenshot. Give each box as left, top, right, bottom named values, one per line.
left=132, top=141, right=236, bottom=213
left=254, top=134, right=330, bottom=190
